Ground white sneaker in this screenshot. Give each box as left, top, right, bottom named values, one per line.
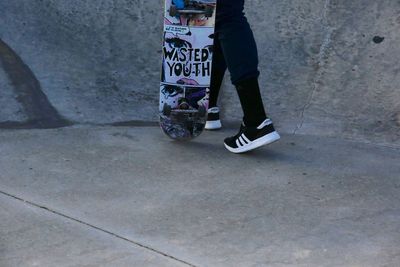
left=205, top=107, right=222, bottom=130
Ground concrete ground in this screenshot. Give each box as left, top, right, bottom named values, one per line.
left=0, top=126, right=399, bottom=267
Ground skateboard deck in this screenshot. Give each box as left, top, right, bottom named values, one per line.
left=159, top=0, right=217, bottom=140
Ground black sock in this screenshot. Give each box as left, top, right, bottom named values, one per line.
left=209, top=68, right=225, bottom=108
left=235, top=77, right=267, bottom=127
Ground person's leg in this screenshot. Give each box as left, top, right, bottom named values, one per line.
left=217, top=13, right=267, bottom=127
left=205, top=32, right=226, bottom=130
left=209, top=33, right=227, bottom=108
left=216, top=0, right=280, bottom=152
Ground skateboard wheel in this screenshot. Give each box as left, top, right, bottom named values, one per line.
left=169, top=5, right=178, bottom=17
left=163, top=104, right=172, bottom=116
left=198, top=106, right=206, bottom=117
left=204, top=6, right=214, bottom=18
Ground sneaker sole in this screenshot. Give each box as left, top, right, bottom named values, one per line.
left=205, top=120, right=222, bottom=130
left=224, top=131, right=281, bottom=154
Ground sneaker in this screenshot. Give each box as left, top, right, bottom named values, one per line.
left=205, top=107, right=222, bottom=130
left=224, top=118, right=280, bottom=153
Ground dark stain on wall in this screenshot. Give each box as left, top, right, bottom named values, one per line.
left=0, top=39, right=70, bottom=129
left=373, top=36, right=385, bottom=44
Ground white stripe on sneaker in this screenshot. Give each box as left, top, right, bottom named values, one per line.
left=241, top=134, right=251, bottom=144
left=257, top=119, right=273, bottom=130
left=239, top=136, right=246, bottom=145
left=236, top=139, right=242, bottom=148
left=208, top=107, right=220, bottom=113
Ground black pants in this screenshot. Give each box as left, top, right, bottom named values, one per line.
left=214, top=0, right=259, bottom=85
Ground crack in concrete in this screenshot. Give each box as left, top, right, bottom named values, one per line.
left=293, top=0, right=334, bottom=134
left=0, top=190, right=198, bottom=267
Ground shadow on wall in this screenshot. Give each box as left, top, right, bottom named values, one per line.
left=0, top=39, right=70, bottom=129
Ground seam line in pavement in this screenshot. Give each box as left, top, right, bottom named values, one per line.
left=0, top=190, right=198, bottom=267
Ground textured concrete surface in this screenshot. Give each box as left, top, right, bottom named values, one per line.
left=0, top=194, right=188, bottom=267
left=0, top=65, right=26, bottom=122
left=294, top=0, right=400, bottom=145
left=0, top=0, right=161, bottom=125
left=1, top=126, right=399, bottom=266
left=0, top=0, right=399, bottom=145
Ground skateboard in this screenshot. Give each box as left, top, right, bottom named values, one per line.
left=159, top=0, right=217, bottom=140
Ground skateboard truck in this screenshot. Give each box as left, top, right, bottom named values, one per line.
left=162, top=101, right=207, bottom=118
left=169, top=0, right=214, bottom=18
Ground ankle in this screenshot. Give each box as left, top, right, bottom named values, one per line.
left=243, top=116, right=268, bottom=128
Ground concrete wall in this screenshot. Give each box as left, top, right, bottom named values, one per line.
left=0, top=0, right=399, bottom=145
